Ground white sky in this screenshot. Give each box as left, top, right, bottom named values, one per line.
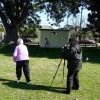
left=38, top=8, right=90, bottom=29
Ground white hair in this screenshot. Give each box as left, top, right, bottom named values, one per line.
left=17, top=38, right=23, bottom=45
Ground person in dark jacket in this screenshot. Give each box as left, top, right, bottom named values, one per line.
left=66, top=38, right=82, bottom=94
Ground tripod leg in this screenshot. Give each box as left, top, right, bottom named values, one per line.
left=50, top=58, right=62, bottom=87
left=62, top=59, right=66, bottom=83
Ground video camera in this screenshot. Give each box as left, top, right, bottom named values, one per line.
left=62, top=45, right=69, bottom=60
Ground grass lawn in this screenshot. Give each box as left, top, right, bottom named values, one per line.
left=0, top=44, right=100, bottom=100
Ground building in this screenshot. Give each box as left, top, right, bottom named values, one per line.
left=39, top=28, right=73, bottom=48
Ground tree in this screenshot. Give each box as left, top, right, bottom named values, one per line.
left=0, top=0, right=35, bottom=44
left=19, top=21, right=41, bottom=38
left=44, top=0, right=100, bottom=35
left=87, top=0, right=100, bottom=33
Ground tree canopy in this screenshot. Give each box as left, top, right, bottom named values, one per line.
left=36, top=0, right=100, bottom=34
left=0, top=0, right=32, bottom=28
left=0, top=0, right=41, bottom=43
left=87, top=0, right=100, bottom=33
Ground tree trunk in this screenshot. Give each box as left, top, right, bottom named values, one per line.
left=4, top=25, right=19, bottom=45
left=0, top=12, right=19, bottom=45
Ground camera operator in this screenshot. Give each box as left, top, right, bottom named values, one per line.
left=64, top=38, right=82, bottom=94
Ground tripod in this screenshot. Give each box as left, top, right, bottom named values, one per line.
left=50, top=58, right=66, bottom=87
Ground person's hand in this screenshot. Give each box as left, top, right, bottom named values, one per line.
left=13, top=56, right=16, bottom=62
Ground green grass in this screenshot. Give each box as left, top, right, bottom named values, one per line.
left=0, top=44, right=100, bottom=100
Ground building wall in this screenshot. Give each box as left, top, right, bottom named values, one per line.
left=39, top=29, right=70, bottom=48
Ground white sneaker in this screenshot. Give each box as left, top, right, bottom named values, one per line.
left=27, top=81, right=32, bottom=85
left=16, top=79, right=20, bottom=83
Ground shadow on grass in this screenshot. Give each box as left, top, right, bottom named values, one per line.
left=82, top=47, right=100, bottom=63
left=0, top=44, right=62, bottom=59
left=0, top=78, right=66, bottom=94
left=0, top=44, right=14, bottom=56
left=0, top=44, right=100, bottom=63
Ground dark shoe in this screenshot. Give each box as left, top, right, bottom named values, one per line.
left=63, top=89, right=70, bottom=94
left=66, top=90, right=70, bottom=94
left=72, top=87, right=79, bottom=90
left=66, top=89, right=71, bottom=94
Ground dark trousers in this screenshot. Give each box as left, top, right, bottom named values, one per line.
left=16, top=60, right=31, bottom=82
left=67, top=69, right=80, bottom=93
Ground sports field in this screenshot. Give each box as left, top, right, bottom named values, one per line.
left=0, top=44, right=100, bottom=100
